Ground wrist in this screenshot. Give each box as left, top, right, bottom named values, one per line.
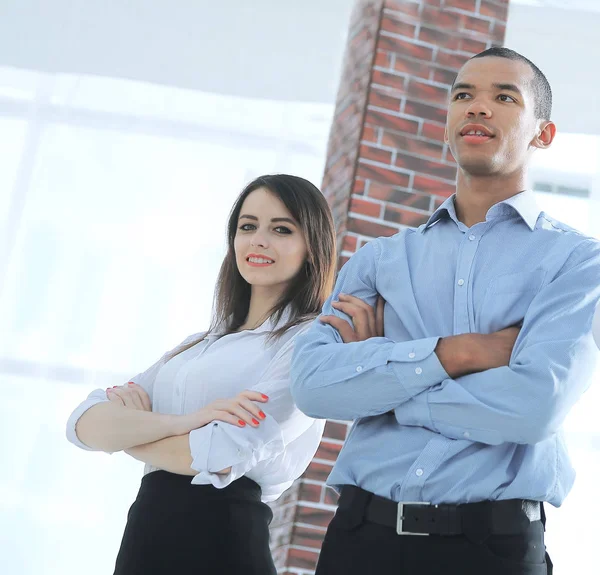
left=167, top=410, right=210, bottom=436
left=163, top=413, right=189, bottom=436
left=436, top=334, right=477, bottom=378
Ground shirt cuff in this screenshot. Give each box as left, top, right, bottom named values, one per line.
left=388, top=337, right=449, bottom=397
left=189, top=423, right=247, bottom=473
left=189, top=417, right=285, bottom=478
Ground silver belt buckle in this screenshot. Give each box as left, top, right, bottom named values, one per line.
left=396, top=501, right=431, bottom=536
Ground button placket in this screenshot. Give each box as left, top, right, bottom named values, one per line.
left=453, top=231, right=480, bottom=335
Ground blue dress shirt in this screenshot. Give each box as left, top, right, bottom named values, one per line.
left=291, top=191, right=600, bottom=506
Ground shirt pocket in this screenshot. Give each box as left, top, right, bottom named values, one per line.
left=479, top=270, right=547, bottom=333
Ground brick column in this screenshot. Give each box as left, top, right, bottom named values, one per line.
left=271, top=1, right=510, bottom=573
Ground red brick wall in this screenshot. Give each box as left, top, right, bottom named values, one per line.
left=271, top=1, right=510, bottom=572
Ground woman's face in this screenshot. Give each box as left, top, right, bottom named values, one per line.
left=234, top=187, right=308, bottom=296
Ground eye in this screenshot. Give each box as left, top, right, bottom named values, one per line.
left=453, top=92, right=471, bottom=101
left=498, top=94, right=516, bottom=103
left=274, top=226, right=292, bottom=235
left=238, top=223, right=256, bottom=231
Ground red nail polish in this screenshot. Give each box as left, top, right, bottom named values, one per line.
left=128, top=382, right=135, bottom=385
left=258, top=411, right=266, bottom=419
left=252, top=418, right=259, bottom=425
left=113, top=386, right=118, bottom=388
left=261, top=394, right=269, bottom=400
left=238, top=420, right=246, bottom=426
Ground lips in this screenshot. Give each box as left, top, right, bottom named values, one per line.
left=246, top=253, right=275, bottom=267
left=459, top=124, right=494, bottom=138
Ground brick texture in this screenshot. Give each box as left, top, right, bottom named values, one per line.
left=271, top=1, right=509, bottom=572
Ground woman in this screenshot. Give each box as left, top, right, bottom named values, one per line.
left=66, top=174, right=337, bottom=574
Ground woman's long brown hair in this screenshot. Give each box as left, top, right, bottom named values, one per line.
left=170, top=174, right=336, bottom=358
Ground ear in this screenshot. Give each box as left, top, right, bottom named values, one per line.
left=531, top=120, right=556, bottom=150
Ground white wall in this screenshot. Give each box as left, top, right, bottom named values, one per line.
left=505, top=3, right=600, bottom=136
left=0, top=0, right=354, bottom=104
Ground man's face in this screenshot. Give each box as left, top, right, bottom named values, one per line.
left=445, top=57, right=543, bottom=177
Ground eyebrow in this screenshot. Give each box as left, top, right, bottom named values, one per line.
left=239, top=214, right=297, bottom=225
left=451, top=82, right=523, bottom=97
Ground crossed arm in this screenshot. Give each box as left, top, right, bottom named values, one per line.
left=291, top=239, right=600, bottom=445
left=75, top=386, right=269, bottom=476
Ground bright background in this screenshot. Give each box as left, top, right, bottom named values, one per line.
left=1, top=1, right=599, bottom=573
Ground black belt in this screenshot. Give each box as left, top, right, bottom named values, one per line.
left=339, top=485, right=542, bottom=537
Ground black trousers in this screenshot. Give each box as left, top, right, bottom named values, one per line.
left=113, top=471, right=276, bottom=575
left=315, top=494, right=552, bottom=575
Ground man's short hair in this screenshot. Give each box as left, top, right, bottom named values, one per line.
left=464, top=47, right=552, bottom=120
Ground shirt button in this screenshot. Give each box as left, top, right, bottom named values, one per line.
left=356, top=366, right=363, bottom=372
left=416, top=468, right=424, bottom=477
left=469, top=234, right=476, bottom=241
left=415, top=367, right=423, bottom=375
left=408, top=352, right=416, bottom=359
left=457, top=279, right=465, bottom=286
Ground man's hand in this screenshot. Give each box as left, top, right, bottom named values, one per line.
left=320, top=294, right=385, bottom=343
left=435, top=326, right=521, bottom=379
left=107, top=382, right=151, bottom=411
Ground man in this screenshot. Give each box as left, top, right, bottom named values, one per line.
left=291, top=47, right=600, bottom=575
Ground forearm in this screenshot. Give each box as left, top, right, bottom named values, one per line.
left=291, top=328, right=448, bottom=420
left=434, top=334, right=479, bottom=378
left=75, top=402, right=180, bottom=453
left=396, top=350, right=596, bottom=445
left=126, top=435, right=231, bottom=476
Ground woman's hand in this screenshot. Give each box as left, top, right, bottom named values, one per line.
left=173, top=390, right=270, bottom=435
left=106, top=382, right=151, bottom=411
left=320, top=293, right=385, bottom=343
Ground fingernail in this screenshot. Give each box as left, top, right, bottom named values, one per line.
left=252, top=418, right=260, bottom=425
left=261, top=394, right=269, bottom=400
left=258, top=411, right=266, bottom=419
left=238, top=420, right=246, bottom=426
left=112, top=386, right=118, bottom=388
left=106, top=388, right=111, bottom=392
left=128, top=382, right=134, bottom=385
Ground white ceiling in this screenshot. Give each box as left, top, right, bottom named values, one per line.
left=0, top=0, right=598, bottom=135
left=511, top=0, right=600, bottom=12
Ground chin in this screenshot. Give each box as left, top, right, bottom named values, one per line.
left=458, top=157, right=500, bottom=177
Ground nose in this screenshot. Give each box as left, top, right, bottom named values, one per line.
left=250, top=229, right=269, bottom=248
left=465, top=98, right=492, bottom=119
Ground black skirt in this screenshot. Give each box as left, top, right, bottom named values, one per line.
left=113, top=470, right=277, bottom=575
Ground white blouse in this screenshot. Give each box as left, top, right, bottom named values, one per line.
left=66, top=314, right=325, bottom=502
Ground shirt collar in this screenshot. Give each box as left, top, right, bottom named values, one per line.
left=422, top=190, right=540, bottom=233
left=493, top=190, right=540, bottom=231
left=209, top=306, right=292, bottom=339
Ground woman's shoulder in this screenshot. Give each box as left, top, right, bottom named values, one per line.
left=180, top=331, right=208, bottom=346
left=270, top=317, right=315, bottom=348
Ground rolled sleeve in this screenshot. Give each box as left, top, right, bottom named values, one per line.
left=189, top=417, right=285, bottom=488
left=65, top=389, right=110, bottom=451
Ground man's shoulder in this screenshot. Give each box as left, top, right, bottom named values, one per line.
left=535, top=212, right=600, bottom=271
left=535, top=212, right=600, bottom=250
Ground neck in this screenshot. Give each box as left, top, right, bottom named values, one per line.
left=454, top=168, right=528, bottom=228
left=239, top=286, right=284, bottom=331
